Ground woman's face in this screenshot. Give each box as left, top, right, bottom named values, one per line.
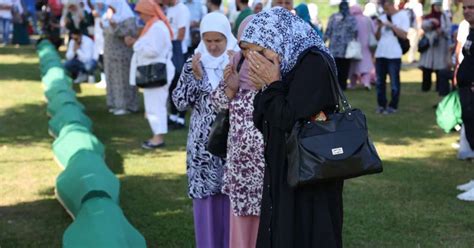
left=203, top=32, right=227, bottom=57
left=254, top=3, right=263, bottom=13
left=139, top=12, right=153, bottom=23
left=239, top=41, right=280, bottom=63
left=433, top=3, right=441, bottom=12
left=68, top=4, right=78, bottom=12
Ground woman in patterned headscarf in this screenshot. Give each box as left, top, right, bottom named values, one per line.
left=239, top=7, right=344, bottom=247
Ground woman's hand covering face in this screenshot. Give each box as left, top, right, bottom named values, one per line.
left=247, top=50, right=281, bottom=89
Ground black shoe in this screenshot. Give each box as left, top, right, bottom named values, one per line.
left=169, top=121, right=185, bottom=130
left=141, top=141, right=165, bottom=150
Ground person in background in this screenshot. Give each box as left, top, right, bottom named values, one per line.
left=92, top=0, right=108, bottom=88
left=374, top=0, right=410, bottom=114
left=271, top=0, right=292, bottom=10
left=325, top=0, right=358, bottom=90
left=103, top=0, right=139, bottom=115
left=295, top=3, right=323, bottom=38
left=348, top=4, right=374, bottom=90
left=40, top=0, right=62, bottom=48
left=232, top=0, right=251, bottom=35
left=63, top=0, right=94, bottom=36
left=164, top=0, right=191, bottom=128
left=404, top=0, right=423, bottom=63
left=11, top=0, right=30, bottom=46
left=240, top=7, right=344, bottom=247
left=211, top=15, right=265, bottom=248
left=24, top=0, right=38, bottom=34
left=64, top=28, right=97, bottom=83
left=455, top=0, right=474, bottom=201
left=185, top=0, right=205, bottom=55
left=206, top=0, right=222, bottom=13
left=127, top=0, right=175, bottom=149
left=172, top=12, right=239, bottom=248
left=252, top=0, right=263, bottom=13
left=0, top=0, right=13, bottom=46
left=419, top=0, right=451, bottom=94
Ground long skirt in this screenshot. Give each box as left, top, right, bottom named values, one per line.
left=229, top=213, right=259, bottom=248
left=12, top=22, right=30, bottom=45
left=193, top=194, right=230, bottom=248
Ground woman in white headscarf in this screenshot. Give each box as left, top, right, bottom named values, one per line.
left=172, top=12, right=239, bottom=248
left=92, top=0, right=108, bottom=86
left=103, top=0, right=139, bottom=115
left=63, top=0, right=93, bottom=35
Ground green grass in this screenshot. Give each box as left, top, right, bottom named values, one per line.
left=1, top=45, right=474, bottom=247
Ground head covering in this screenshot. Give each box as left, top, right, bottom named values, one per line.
left=424, top=1, right=442, bottom=28
left=135, top=0, right=173, bottom=37
left=94, top=0, right=108, bottom=17
left=106, top=0, right=135, bottom=23
left=252, top=0, right=263, bottom=13
left=339, top=1, right=350, bottom=17
left=236, top=15, right=254, bottom=90
left=431, top=0, right=442, bottom=5
left=79, top=0, right=92, bottom=13
left=349, top=4, right=363, bottom=15
left=195, top=12, right=239, bottom=89
left=240, top=7, right=332, bottom=77
left=295, top=3, right=311, bottom=23
left=65, top=0, right=84, bottom=29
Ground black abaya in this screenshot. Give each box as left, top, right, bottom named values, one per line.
left=254, top=48, right=344, bottom=248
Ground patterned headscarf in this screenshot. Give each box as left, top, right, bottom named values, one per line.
left=240, top=7, right=332, bottom=77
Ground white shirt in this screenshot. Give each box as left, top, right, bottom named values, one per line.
left=65, top=35, right=96, bottom=63
left=167, top=2, right=191, bottom=54
left=457, top=20, right=470, bottom=63
left=0, top=0, right=13, bottom=19
left=375, top=11, right=410, bottom=59
left=129, top=20, right=175, bottom=86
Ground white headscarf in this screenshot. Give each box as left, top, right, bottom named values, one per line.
left=106, top=0, right=135, bottom=23
left=195, top=12, right=239, bottom=89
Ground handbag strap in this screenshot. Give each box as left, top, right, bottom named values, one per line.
left=316, top=51, right=352, bottom=112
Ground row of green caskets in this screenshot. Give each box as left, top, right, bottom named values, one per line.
left=37, top=40, right=146, bottom=248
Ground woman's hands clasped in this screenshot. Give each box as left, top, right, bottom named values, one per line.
left=192, top=53, right=203, bottom=80
left=247, top=51, right=280, bottom=90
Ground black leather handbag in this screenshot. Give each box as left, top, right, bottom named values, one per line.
left=207, top=109, right=230, bottom=158
left=418, top=35, right=430, bottom=53
left=286, top=52, right=383, bottom=188
left=136, top=63, right=167, bottom=88
left=207, top=55, right=246, bottom=158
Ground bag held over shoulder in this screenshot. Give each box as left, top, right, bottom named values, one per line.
left=286, top=51, right=383, bottom=188
left=135, top=63, right=167, bottom=88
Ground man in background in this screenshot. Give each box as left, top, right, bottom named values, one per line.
left=164, top=0, right=191, bottom=129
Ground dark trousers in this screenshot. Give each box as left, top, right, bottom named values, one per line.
left=169, top=40, right=187, bottom=119
left=375, top=58, right=401, bottom=109
left=335, top=58, right=351, bottom=90
left=422, top=68, right=451, bottom=96
left=64, top=58, right=97, bottom=78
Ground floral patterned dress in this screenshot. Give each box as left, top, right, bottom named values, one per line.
left=172, top=59, right=225, bottom=199
left=211, top=60, right=265, bottom=216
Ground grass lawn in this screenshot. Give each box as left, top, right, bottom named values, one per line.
left=0, top=45, right=473, bottom=247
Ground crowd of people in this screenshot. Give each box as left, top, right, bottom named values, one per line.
left=0, top=0, right=473, bottom=246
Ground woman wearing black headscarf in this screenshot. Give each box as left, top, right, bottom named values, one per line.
left=240, top=7, right=344, bottom=247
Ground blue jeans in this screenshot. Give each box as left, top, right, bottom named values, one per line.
left=375, top=58, right=401, bottom=109
left=0, top=18, right=11, bottom=44
left=64, top=58, right=97, bottom=78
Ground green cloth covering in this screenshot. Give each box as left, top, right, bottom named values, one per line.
left=52, top=123, right=103, bottom=168
left=56, top=150, right=120, bottom=217
left=437, top=90, right=463, bottom=133
left=44, top=84, right=75, bottom=102
left=62, top=197, right=147, bottom=248
left=42, top=67, right=72, bottom=89
left=48, top=105, right=92, bottom=138
left=47, top=91, right=84, bottom=116
left=233, top=7, right=253, bottom=36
